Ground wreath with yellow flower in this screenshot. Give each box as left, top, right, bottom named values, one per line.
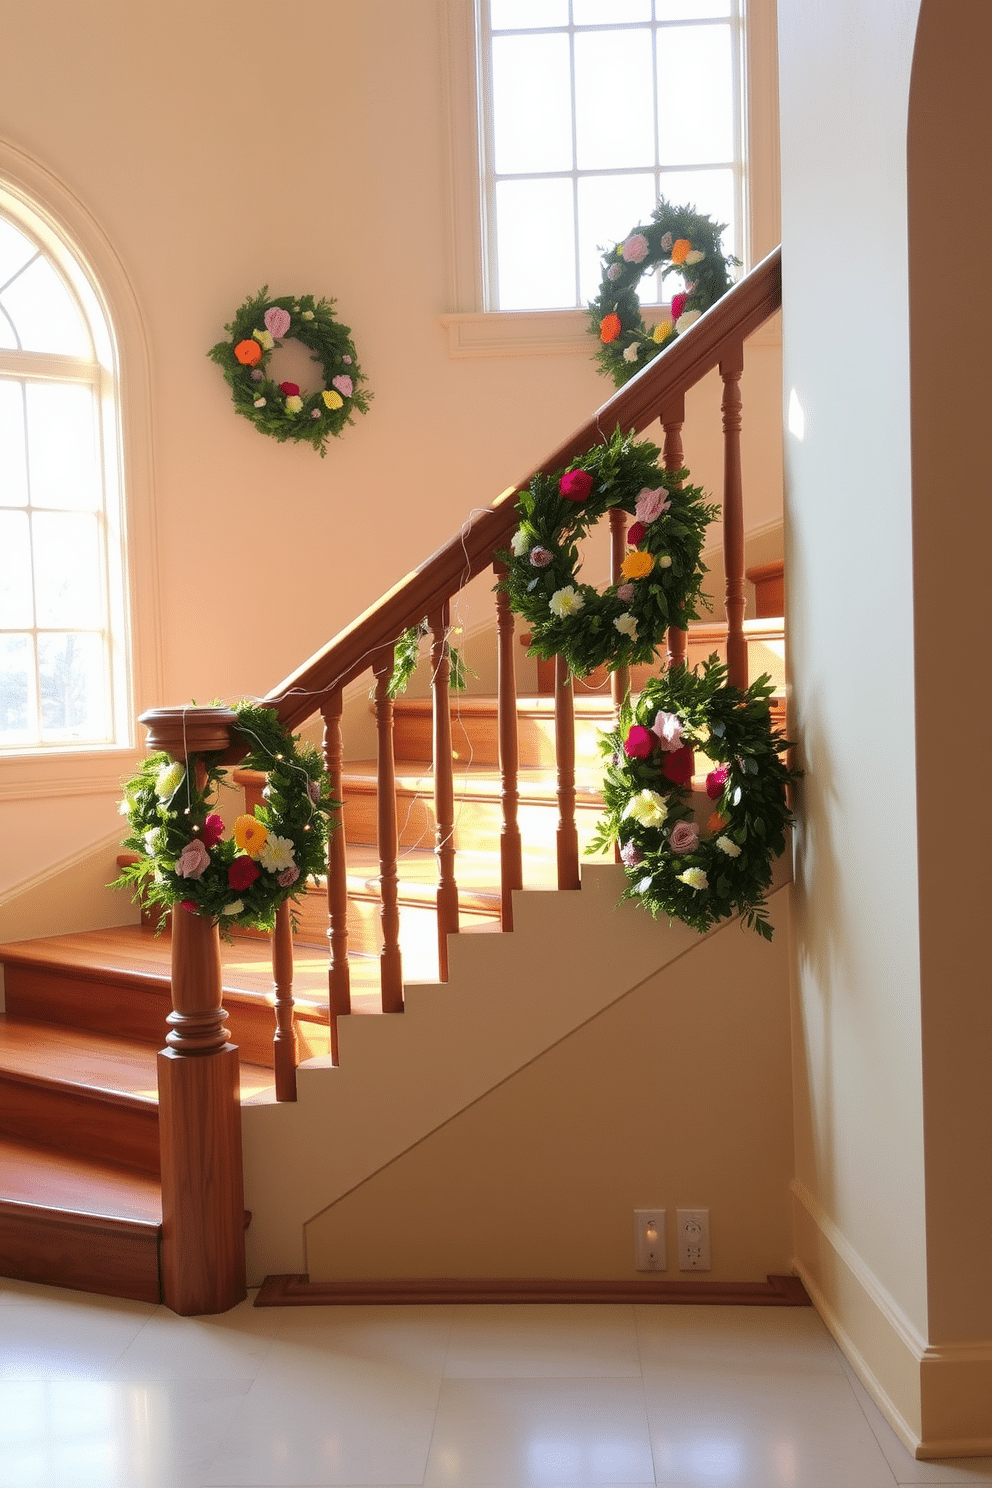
left=590, top=198, right=740, bottom=389
left=208, top=287, right=371, bottom=455
left=589, top=658, right=798, bottom=939
left=499, top=430, right=716, bottom=677
left=113, top=703, right=335, bottom=935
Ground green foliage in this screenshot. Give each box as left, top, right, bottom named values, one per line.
left=112, top=702, right=337, bottom=936
left=387, top=620, right=473, bottom=699
left=589, top=198, right=740, bottom=388
left=207, top=286, right=371, bottom=455
left=591, top=656, right=799, bottom=939
left=497, top=429, right=716, bottom=678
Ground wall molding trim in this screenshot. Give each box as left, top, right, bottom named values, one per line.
left=255, top=1272, right=811, bottom=1308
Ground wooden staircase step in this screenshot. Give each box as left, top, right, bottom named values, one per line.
left=392, top=692, right=617, bottom=768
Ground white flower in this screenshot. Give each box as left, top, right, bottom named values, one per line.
left=143, top=827, right=163, bottom=856
left=623, top=789, right=668, bottom=828
left=253, top=397, right=266, bottom=408
left=302, top=309, right=315, bottom=320
left=253, top=328, right=274, bottom=350
left=154, top=762, right=185, bottom=799
left=659, top=555, right=673, bottom=569
left=677, top=867, right=709, bottom=890
left=118, top=797, right=132, bottom=816
left=716, top=835, right=742, bottom=858
left=259, top=833, right=297, bottom=874
left=510, top=528, right=530, bottom=557
left=685, top=249, right=705, bottom=265
left=623, top=343, right=640, bottom=363
left=675, top=310, right=701, bottom=333
left=549, top=585, right=584, bottom=619
left=222, top=900, right=244, bottom=916
left=613, top=612, right=638, bottom=638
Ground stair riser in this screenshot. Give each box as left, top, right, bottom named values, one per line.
left=341, top=790, right=606, bottom=854
left=0, top=1205, right=161, bottom=1304
left=345, top=894, right=498, bottom=958
left=392, top=711, right=612, bottom=770
left=0, top=1076, right=159, bottom=1175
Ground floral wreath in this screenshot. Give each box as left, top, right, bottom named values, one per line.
left=114, top=703, right=335, bottom=935
left=208, top=286, right=371, bottom=455
left=590, top=198, right=740, bottom=389
left=589, top=657, right=798, bottom=939
left=499, top=429, right=717, bottom=678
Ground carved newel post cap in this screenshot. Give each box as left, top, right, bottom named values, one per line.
left=138, top=706, right=239, bottom=759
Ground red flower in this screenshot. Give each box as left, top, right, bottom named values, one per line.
left=279, top=381, right=300, bottom=396
left=180, top=900, right=198, bottom=914
left=671, top=292, right=687, bottom=322
left=559, top=469, right=594, bottom=502
left=202, top=813, right=224, bottom=848
left=229, top=856, right=260, bottom=891
left=626, top=521, right=647, bottom=547
left=662, top=746, right=695, bottom=785
left=705, top=766, right=728, bottom=801
left=624, top=724, right=655, bottom=760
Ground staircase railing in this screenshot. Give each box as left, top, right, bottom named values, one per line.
left=138, top=247, right=781, bottom=1314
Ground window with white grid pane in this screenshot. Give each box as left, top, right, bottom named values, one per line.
left=479, top=0, right=744, bottom=312
left=0, top=207, right=129, bottom=752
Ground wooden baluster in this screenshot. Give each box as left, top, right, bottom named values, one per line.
left=555, top=654, right=580, bottom=890
left=430, top=605, right=459, bottom=979
left=720, top=341, right=748, bottom=689
left=321, top=688, right=351, bottom=1064
left=662, top=395, right=688, bottom=672
left=494, top=562, right=523, bottom=930
left=609, top=507, right=630, bottom=713
left=373, top=648, right=404, bottom=1012
left=272, top=899, right=297, bottom=1101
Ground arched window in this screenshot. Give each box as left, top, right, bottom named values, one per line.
left=0, top=194, right=131, bottom=752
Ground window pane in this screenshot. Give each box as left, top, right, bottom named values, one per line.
left=39, top=631, right=107, bottom=742
left=574, top=30, right=655, bottom=171
left=573, top=0, right=651, bottom=20
left=0, top=512, right=33, bottom=626
left=490, top=0, right=568, bottom=27
left=577, top=174, right=661, bottom=305
left=0, top=380, right=28, bottom=505
left=0, top=217, right=36, bottom=292
left=657, top=26, right=734, bottom=165
left=0, top=256, right=91, bottom=356
left=495, top=178, right=576, bottom=309
left=0, top=634, right=33, bottom=744
left=33, top=511, right=103, bottom=628
left=492, top=33, right=573, bottom=174
left=0, top=306, right=17, bottom=351
left=26, top=383, right=100, bottom=511
left=657, top=167, right=737, bottom=262
left=657, top=0, right=730, bottom=17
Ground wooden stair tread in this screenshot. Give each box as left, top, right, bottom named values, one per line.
left=0, top=1133, right=162, bottom=1226
left=339, top=844, right=560, bottom=909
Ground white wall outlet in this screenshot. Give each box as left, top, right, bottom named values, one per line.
left=634, top=1209, right=667, bottom=1270
left=676, top=1208, right=711, bottom=1271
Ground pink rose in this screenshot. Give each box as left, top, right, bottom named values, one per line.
left=264, top=306, right=291, bottom=338
left=332, top=374, right=353, bottom=397
left=624, top=724, right=655, bottom=760
left=559, top=469, right=594, bottom=502
left=706, top=766, right=729, bottom=801
left=652, top=710, right=684, bottom=751
left=671, top=292, right=687, bottom=322
left=607, top=262, right=622, bottom=281
left=626, top=521, right=647, bottom=547
left=622, top=233, right=649, bottom=264
left=278, top=865, right=300, bottom=887
left=616, top=583, right=634, bottom=602
left=180, top=900, right=198, bottom=914
left=202, top=814, right=224, bottom=848
left=669, top=820, right=700, bottom=854
left=342, top=355, right=352, bottom=364
left=620, top=841, right=643, bottom=868
left=307, top=779, right=322, bottom=805
left=662, top=747, right=695, bottom=786
left=660, top=232, right=673, bottom=251
left=635, top=487, right=671, bottom=524
left=175, top=839, right=210, bottom=880
left=529, top=547, right=553, bottom=568
left=229, top=856, right=260, bottom=891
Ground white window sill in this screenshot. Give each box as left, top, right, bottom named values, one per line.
left=438, top=306, right=781, bottom=360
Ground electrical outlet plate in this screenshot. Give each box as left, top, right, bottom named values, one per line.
left=634, top=1209, right=666, bottom=1271
left=676, top=1208, right=711, bottom=1271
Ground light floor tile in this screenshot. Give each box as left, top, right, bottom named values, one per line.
left=424, top=1377, right=656, bottom=1486
left=444, top=1303, right=642, bottom=1378
left=106, top=1295, right=286, bottom=1380
left=0, top=1299, right=154, bottom=1380
left=838, top=1353, right=992, bottom=1484
left=262, top=1302, right=454, bottom=1379
left=0, top=1278, right=157, bottom=1314
left=634, top=1304, right=846, bottom=1376
left=0, top=1378, right=250, bottom=1488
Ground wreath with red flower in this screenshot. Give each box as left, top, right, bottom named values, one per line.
left=113, top=702, right=335, bottom=935
left=208, top=286, right=371, bottom=455
left=498, top=429, right=716, bottom=678
left=590, top=198, right=739, bottom=389
left=589, top=657, right=798, bottom=939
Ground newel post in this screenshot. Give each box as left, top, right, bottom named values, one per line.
left=139, top=706, right=247, bottom=1317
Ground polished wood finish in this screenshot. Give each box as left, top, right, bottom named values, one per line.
left=430, top=606, right=459, bottom=979
left=373, top=648, right=404, bottom=1013
left=256, top=1272, right=811, bottom=1307
left=746, top=559, right=785, bottom=617
left=137, top=705, right=238, bottom=760
left=494, top=563, right=523, bottom=930
left=720, top=340, right=748, bottom=690
left=272, top=901, right=297, bottom=1101
left=321, top=688, right=351, bottom=1064
left=661, top=396, right=688, bottom=672
left=608, top=507, right=630, bottom=712
left=166, top=905, right=229, bottom=1056
left=554, top=655, right=580, bottom=890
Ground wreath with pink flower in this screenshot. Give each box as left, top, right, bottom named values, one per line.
left=589, top=657, right=798, bottom=939
left=113, top=702, right=335, bottom=936
left=208, top=287, right=371, bottom=455
left=590, top=198, right=739, bottom=389
left=498, top=429, right=716, bottom=678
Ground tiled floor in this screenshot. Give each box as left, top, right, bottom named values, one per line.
left=2, top=1279, right=991, bottom=1488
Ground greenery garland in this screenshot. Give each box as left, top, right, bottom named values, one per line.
left=113, top=703, right=335, bottom=935
left=387, top=620, right=473, bottom=699
left=590, top=198, right=739, bottom=389
left=499, top=430, right=716, bottom=678
left=208, top=286, right=371, bottom=455
left=589, top=657, right=798, bottom=939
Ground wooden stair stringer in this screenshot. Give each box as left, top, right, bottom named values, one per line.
left=241, top=849, right=792, bottom=1284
